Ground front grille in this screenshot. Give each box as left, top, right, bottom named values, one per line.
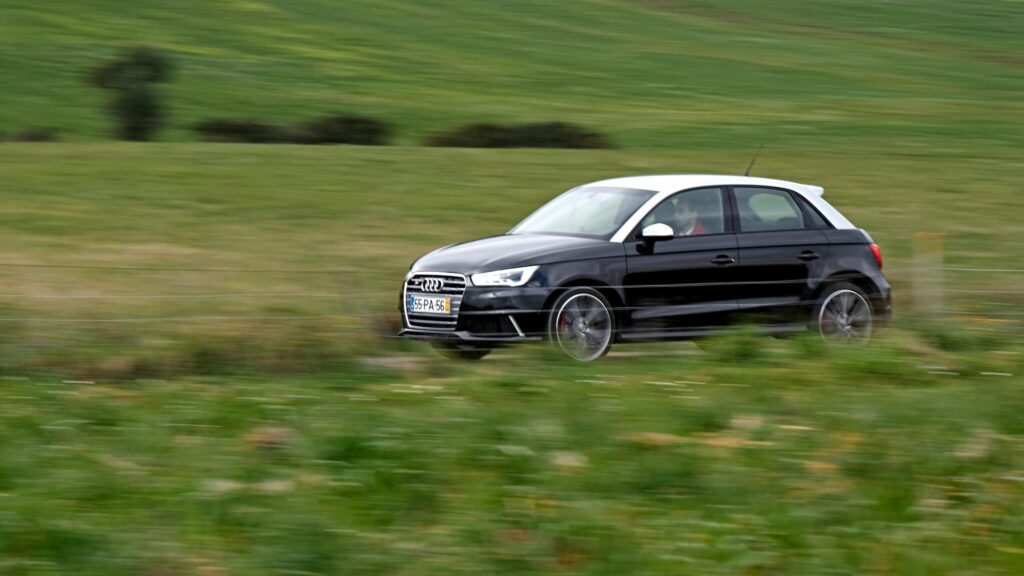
left=404, top=273, right=467, bottom=331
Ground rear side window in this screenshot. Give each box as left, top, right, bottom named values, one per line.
left=734, top=187, right=805, bottom=232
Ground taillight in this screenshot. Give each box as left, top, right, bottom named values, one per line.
left=870, top=243, right=883, bottom=269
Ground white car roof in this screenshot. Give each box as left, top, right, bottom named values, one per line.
left=578, top=174, right=856, bottom=242
left=585, top=174, right=825, bottom=197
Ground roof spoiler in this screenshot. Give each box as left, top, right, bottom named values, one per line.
left=799, top=184, right=825, bottom=196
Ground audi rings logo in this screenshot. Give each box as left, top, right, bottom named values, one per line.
left=421, top=277, right=445, bottom=292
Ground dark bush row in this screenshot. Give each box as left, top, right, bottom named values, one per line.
left=193, top=120, right=289, bottom=144
left=0, top=128, right=60, bottom=142
left=84, top=47, right=618, bottom=148
left=193, top=114, right=392, bottom=145
left=425, top=121, right=613, bottom=149
left=193, top=117, right=612, bottom=149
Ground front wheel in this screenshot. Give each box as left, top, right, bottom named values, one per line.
left=430, top=341, right=492, bottom=360
left=548, top=288, right=615, bottom=361
left=812, top=283, right=873, bottom=344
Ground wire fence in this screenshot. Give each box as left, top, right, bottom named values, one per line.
left=0, top=260, right=1018, bottom=324
left=0, top=262, right=354, bottom=274
left=0, top=255, right=1016, bottom=378
left=3, top=261, right=1024, bottom=274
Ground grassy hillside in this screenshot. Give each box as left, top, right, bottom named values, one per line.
left=2, top=143, right=1021, bottom=301
left=2, top=0, right=1022, bottom=147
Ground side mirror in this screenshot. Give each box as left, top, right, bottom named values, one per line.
left=641, top=223, right=674, bottom=241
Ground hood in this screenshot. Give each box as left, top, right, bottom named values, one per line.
left=411, top=233, right=620, bottom=274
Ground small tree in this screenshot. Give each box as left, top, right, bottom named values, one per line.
left=88, top=47, right=173, bottom=141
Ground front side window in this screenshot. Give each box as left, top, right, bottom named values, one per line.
left=640, top=187, right=726, bottom=237
left=734, top=187, right=805, bottom=232
left=511, top=186, right=656, bottom=239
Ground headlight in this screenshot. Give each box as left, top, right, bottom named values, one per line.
left=471, top=266, right=539, bottom=287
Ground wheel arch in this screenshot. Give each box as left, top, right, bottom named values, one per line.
left=542, top=279, right=625, bottom=330
left=814, top=270, right=885, bottom=311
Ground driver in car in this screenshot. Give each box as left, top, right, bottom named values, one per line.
left=673, top=196, right=707, bottom=236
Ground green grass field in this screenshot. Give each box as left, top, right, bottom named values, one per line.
left=3, top=0, right=1022, bottom=147
left=2, top=1, right=1024, bottom=573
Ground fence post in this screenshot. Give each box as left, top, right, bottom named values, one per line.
left=912, top=232, right=945, bottom=316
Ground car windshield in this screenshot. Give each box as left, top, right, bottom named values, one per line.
left=510, top=186, right=657, bottom=239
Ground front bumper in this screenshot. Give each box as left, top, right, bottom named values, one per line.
left=400, top=284, right=552, bottom=342
left=399, top=328, right=541, bottom=343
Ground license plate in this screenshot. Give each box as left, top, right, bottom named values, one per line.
left=408, top=293, right=451, bottom=315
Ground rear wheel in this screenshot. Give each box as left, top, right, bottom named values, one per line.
left=430, top=341, right=492, bottom=360
left=813, top=283, right=873, bottom=344
left=548, top=288, right=615, bottom=361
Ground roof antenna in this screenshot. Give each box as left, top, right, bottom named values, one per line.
left=743, top=143, right=764, bottom=177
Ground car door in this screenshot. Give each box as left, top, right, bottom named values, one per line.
left=622, top=187, right=739, bottom=338
left=730, top=186, right=831, bottom=324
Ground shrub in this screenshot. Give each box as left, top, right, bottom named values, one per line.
left=193, top=120, right=291, bottom=143
left=193, top=114, right=392, bottom=145
left=425, top=122, right=515, bottom=148
left=87, top=46, right=173, bottom=141
left=3, top=128, right=60, bottom=142
left=514, top=122, right=612, bottom=148
left=301, top=114, right=391, bottom=145
left=426, top=121, right=612, bottom=149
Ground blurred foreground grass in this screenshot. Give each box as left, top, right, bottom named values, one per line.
left=1, top=330, right=1023, bottom=575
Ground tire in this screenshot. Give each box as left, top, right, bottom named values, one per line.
left=812, top=282, right=873, bottom=344
left=547, top=288, right=615, bottom=361
left=430, top=341, right=492, bottom=361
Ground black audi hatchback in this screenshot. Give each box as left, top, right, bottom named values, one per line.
left=400, top=175, right=891, bottom=361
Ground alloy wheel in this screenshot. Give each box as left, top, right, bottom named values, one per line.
left=554, top=293, right=613, bottom=361
left=818, top=288, right=873, bottom=343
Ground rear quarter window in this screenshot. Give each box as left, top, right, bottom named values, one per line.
left=796, top=196, right=833, bottom=229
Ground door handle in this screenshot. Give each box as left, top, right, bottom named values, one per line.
left=711, top=254, right=735, bottom=265
left=798, top=250, right=820, bottom=261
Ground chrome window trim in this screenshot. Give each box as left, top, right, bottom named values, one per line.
left=609, top=183, right=853, bottom=243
